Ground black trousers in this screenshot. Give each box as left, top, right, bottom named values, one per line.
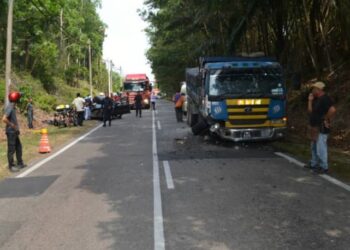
left=135, top=105, right=142, bottom=117
left=77, top=111, right=84, bottom=126
left=175, top=107, right=183, bottom=122
left=6, top=132, right=23, bottom=167
left=151, top=102, right=156, bottom=110
left=103, top=109, right=112, bottom=126
left=27, top=113, right=33, bottom=128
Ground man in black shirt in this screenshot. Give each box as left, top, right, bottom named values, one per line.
left=307, top=82, right=336, bottom=174
left=102, top=93, right=114, bottom=127
left=134, top=91, right=143, bottom=118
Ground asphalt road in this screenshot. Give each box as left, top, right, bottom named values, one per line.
left=0, top=99, right=349, bottom=250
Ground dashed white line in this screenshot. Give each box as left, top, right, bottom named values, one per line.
left=16, top=124, right=102, bottom=178
left=275, top=152, right=350, bottom=192
left=163, top=161, right=174, bottom=189
left=152, top=111, right=165, bottom=250
left=157, top=121, right=162, bottom=130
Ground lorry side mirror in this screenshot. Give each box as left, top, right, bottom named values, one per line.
left=291, top=73, right=301, bottom=90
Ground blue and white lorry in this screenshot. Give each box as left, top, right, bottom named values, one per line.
left=186, top=56, right=287, bottom=141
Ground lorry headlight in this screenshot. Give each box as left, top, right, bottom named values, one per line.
left=210, top=123, right=220, bottom=132
left=144, top=99, right=149, bottom=104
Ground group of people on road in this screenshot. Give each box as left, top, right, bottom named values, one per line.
left=2, top=81, right=337, bottom=176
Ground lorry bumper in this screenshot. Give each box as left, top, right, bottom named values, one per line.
left=215, top=127, right=287, bottom=142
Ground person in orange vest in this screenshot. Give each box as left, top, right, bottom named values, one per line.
left=2, top=92, right=27, bottom=172
left=173, top=92, right=185, bottom=122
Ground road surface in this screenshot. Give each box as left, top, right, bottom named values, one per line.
left=0, top=100, right=349, bottom=250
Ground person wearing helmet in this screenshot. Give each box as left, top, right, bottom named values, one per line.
left=2, top=92, right=26, bottom=172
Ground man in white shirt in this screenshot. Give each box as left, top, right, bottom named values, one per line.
left=72, top=93, right=85, bottom=126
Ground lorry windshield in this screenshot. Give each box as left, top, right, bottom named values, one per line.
left=124, top=82, right=145, bottom=92
left=209, top=69, right=283, bottom=97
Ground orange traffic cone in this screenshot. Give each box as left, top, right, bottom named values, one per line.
left=39, top=128, right=51, bottom=153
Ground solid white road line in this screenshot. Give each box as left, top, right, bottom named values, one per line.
left=163, top=161, right=174, bottom=189
left=274, top=152, right=305, bottom=167
left=157, top=121, right=162, bottom=130
left=152, top=111, right=165, bottom=250
left=275, top=152, right=350, bottom=192
left=16, top=124, right=102, bottom=178
left=320, top=174, right=350, bottom=192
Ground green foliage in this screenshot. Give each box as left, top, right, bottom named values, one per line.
left=0, top=79, right=5, bottom=102
left=65, top=65, right=80, bottom=86
left=142, top=0, right=350, bottom=93
left=35, top=94, right=57, bottom=112
left=0, top=0, right=108, bottom=104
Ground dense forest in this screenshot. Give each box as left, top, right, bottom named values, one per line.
left=141, top=0, right=350, bottom=93
left=0, top=0, right=115, bottom=106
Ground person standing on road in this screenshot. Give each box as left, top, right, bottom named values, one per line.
left=72, top=93, right=85, bottom=126
left=2, top=92, right=27, bottom=172
left=102, top=93, right=113, bottom=127
left=150, top=91, right=158, bottom=110
left=26, top=97, right=34, bottom=129
left=173, top=92, right=185, bottom=122
left=134, top=91, right=143, bottom=118
left=84, top=97, right=92, bottom=120
left=307, top=81, right=336, bottom=174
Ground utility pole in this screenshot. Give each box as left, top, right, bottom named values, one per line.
left=5, top=0, right=14, bottom=107
left=107, top=60, right=112, bottom=96
left=88, top=39, right=93, bottom=98
left=60, top=9, right=63, bottom=52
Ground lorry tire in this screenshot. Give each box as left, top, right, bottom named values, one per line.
left=187, top=106, right=198, bottom=127
left=189, top=113, right=198, bottom=127
left=191, top=119, right=209, bottom=135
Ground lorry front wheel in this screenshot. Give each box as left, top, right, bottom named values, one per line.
left=191, top=118, right=209, bottom=135
left=187, top=108, right=198, bottom=127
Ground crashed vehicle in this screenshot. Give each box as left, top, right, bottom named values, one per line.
left=91, top=94, right=130, bottom=120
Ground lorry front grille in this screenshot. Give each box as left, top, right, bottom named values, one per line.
left=226, top=98, right=270, bottom=128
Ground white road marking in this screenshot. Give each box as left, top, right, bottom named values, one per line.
left=16, top=124, right=102, bottom=178
left=275, top=152, right=350, bottom=192
left=152, top=111, right=165, bottom=250
left=163, top=161, right=174, bottom=189
left=157, top=121, right=162, bottom=130
left=320, top=175, right=350, bottom=192
left=274, top=152, right=305, bottom=167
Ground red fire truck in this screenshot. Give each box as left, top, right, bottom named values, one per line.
left=122, top=74, right=151, bottom=109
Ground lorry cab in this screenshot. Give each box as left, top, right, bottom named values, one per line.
left=186, top=57, right=287, bottom=141
left=122, top=74, right=151, bottom=109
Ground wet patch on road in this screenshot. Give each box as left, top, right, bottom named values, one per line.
left=0, top=175, right=59, bottom=198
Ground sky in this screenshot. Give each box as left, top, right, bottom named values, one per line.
left=98, top=0, right=154, bottom=81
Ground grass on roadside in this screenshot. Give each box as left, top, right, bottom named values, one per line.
left=272, top=134, right=350, bottom=183
left=0, top=120, right=99, bottom=179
